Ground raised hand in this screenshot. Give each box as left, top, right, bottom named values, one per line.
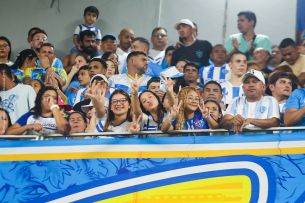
left=131, top=73, right=140, bottom=95
left=39, top=55, right=51, bottom=69
left=160, top=76, right=174, bottom=93
left=169, top=100, right=182, bottom=121
left=232, top=37, right=240, bottom=50
left=198, top=101, right=209, bottom=119
left=129, top=115, right=142, bottom=132
left=85, top=80, right=107, bottom=101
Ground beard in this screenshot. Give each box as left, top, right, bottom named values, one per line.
left=82, top=46, right=97, bottom=57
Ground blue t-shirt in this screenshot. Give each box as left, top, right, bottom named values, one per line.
left=173, top=111, right=209, bottom=130
left=285, top=88, right=305, bottom=126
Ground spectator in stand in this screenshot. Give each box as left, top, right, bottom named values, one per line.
left=268, top=71, right=297, bottom=123
left=64, top=30, right=101, bottom=73
left=116, top=28, right=135, bottom=73
left=63, top=53, right=89, bottom=105
left=204, top=100, right=223, bottom=125
left=100, top=89, right=140, bottom=133
left=101, top=34, right=117, bottom=53
left=279, top=38, right=305, bottom=85
left=171, top=19, right=212, bottom=67
left=199, top=44, right=230, bottom=85
left=225, top=11, right=272, bottom=60
left=268, top=45, right=283, bottom=69
left=74, top=65, right=91, bottom=105
left=89, top=58, right=107, bottom=77
left=221, top=52, right=248, bottom=107
left=253, top=48, right=272, bottom=75
left=11, top=49, right=38, bottom=82
left=161, top=45, right=175, bottom=69
left=173, top=86, right=219, bottom=130
left=109, top=51, right=151, bottom=95
left=183, top=62, right=201, bottom=90
left=27, top=27, right=41, bottom=44
left=0, top=107, right=12, bottom=135
left=71, top=6, right=102, bottom=53
left=7, top=86, right=70, bottom=135
left=30, top=79, right=44, bottom=94
left=149, top=27, right=169, bottom=66
left=102, top=52, right=119, bottom=64
left=105, top=59, right=119, bottom=78
left=176, top=59, right=189, bottom=73
left=0, top=64, right=36, bottom=123
left=201, top=81, right=225, bottom=110
left=222, top=69, right=280, bottom=132
left=68, top=111, right=88, bottom=134
left=0, top=36, right=13, bottom=66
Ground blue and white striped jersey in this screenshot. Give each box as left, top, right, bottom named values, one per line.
left=221, top=81, right=244, bottom=106
left=199, top=64, right=230, bottom=85
left=226, top=95, right=280, bottom=128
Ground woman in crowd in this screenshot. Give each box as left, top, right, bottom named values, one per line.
left=174, top=86, right=218, bottom=130
left=0, top=36, right=13, bottom=66
left=102, top=89, right=138, bottom=132
left=105, top=59, right=119, bottom=78
left=0, top=107, right=12, bottom=135
left=6, top=86, right=70, bottom=135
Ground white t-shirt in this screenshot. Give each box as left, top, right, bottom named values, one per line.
left=0, top=84, right=36, bottom=123
left=116, top=47, right=129, bottom=73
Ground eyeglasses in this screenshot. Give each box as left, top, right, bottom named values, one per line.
left=111, top=98, right=128, bottom=105
left=32, top=36, right=48, bottom=42
left=0, top=44, right=9, bottom=49
left=187, top=96, right=200, bottom=103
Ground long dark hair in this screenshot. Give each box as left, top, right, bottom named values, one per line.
left=0, top=107, right=12, bottom=127
left=139, top=90, right=165, bottom=129
left=32, top=86, right=58, bottom=118
left=103, top=89, right=132, bottom=131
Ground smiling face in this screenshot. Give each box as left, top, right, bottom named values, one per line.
left=184, top=90, right=200, bottom=112
left=139, top=91, right=159, bottom=112
left=69, top=112, right=87, bottom=133
left=110, top=93, right=131, bottom=117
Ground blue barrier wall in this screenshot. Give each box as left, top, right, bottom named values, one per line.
left=0, top=132, right=305, bottom=202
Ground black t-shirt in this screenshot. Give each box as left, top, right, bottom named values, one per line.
left=171, top=39, right=212, bottom=68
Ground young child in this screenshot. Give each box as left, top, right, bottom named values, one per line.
left=74, top=65, right=91, bottom=105
left=71, top=6, right=102, bottom=53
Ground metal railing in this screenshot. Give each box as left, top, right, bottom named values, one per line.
left=1, top=126, right=305, bottom=140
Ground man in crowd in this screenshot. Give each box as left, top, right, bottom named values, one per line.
left=101, top=34, right=117, bottom=53
left=109, top=51, right=151, bottom=95
left=171, top=19, right=212, bottom=67
left=279, top=38, right=305, bottom=85
left=0, top=64, right=36, bottom=123
left=225, top=11, right=272, bottom=60
left=222, top=69, right=280, bottom=132
left=116, top=28, right=135, bottom=73
left=149, top=27, right=169, bottom=66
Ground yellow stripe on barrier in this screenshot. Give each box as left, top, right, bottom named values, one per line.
left=0, top=147, right=304, bottom=161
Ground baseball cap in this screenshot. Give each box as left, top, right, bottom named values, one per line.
left=90, top=74, right=109, bottom=86
left=57, top=96, right=72, bottom=111
left=242, top=69, right=265, bottom=84
left=101, top=34, right=116, bottom=42
left=174, top=19, right=195, bottom=29
left=81, top=101, right=93, bottom=114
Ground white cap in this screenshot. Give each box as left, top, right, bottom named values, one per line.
left=242, top=69, right=265, bottom=84
left=160, top=66, right=184, bottom=78
left=81, top=101, right=93, bottom=114
left=174, top=19, right=195, bottom=29
left=90, top=74, right=109, bottom=86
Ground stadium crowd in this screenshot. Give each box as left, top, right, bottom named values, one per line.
left=1, top=6, right=305, bottom=135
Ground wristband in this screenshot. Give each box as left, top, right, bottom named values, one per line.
left=50, top=104, right=59, bottom=111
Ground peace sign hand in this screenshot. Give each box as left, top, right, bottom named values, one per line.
left=160, top=76, right=174, bottom=93
left=198, top=101, right=209, bottom=119
left=129, top=115, right=142, bottom=132
left=131, top=73, right=140, bottom=95
left=169, top=100, right=182, bottom=121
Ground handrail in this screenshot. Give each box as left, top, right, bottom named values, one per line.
left=1, top=126, right=305, bottom=140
